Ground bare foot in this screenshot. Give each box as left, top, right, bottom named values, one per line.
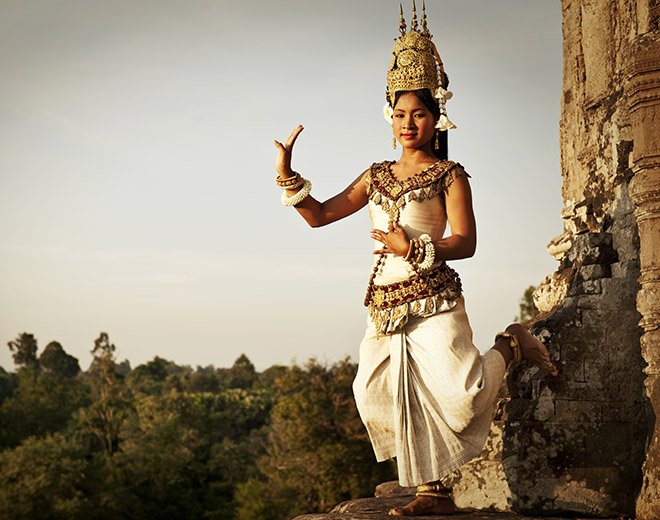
left=505, top=323, right=558, bottom=376
left=389, top=495, right=455, bottom=516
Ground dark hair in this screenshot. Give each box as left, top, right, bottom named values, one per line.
left=391, top=89, right=448, bottom=160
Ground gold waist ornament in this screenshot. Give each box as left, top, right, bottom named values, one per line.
left=366, top=262, right=462, bottom=310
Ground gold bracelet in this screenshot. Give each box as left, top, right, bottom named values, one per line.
left=403, top=240, right=415, bottom=262
left=495, top=331, right=522, bottom=363
left=414, top=238, right=425, bottom=264
left=276, top=178, right=302, bottom=189
left=283, top=177, right=305, bottom=190
left=276, top=172, right=303, bottom=189
left=405, top=239, right=421, bottom=264
left=416, top=482, right=451, bottom=499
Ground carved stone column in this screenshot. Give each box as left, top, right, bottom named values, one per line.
left=628, top=38, right=660, bottom=520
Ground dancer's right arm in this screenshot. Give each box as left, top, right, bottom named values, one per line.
left=274, top=125, right=369, bottom=227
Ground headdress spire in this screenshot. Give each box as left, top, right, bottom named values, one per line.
left=398, top=4, right=407, bottom=37
left=421, top=0, right=431, bottom=37
left=411, top=0, right=418, bottom=31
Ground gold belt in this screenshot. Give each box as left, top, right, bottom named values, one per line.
left=366, top=263, right=462, bottom=310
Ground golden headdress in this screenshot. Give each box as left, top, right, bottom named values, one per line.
left=384, top=1, right=456, bottom=131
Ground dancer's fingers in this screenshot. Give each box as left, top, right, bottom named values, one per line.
left=285, top=125, right=304, bottom=148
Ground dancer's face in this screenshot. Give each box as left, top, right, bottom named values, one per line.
left=392, top=93, right=437, bottom=150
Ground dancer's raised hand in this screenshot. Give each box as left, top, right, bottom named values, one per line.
left=273, top=125, right=304, bottom=178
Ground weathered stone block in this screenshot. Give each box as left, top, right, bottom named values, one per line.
left=581, top=0, right=613, bottom=104
left=577, top=308, right=604, bottom=328
left=555, top=467, right=627, bottom=515
left=565, top=233, right=618, bottom=266
left=560, top=380, right=605, bottom=402
left=601, top=277, right=639, bottom=305
left=600, top=400, right=649, bottom=422
left=610, top=259, right=640, bottom=278
left=559, top=358, right=586, bottom=384
left=567, top=279, right=602, bottom=295
left=555, top=399, right=602, bottom=422
left=584, top=422, right=650, bottom=467
left=578, top=263, right=611, bottom=280
left=574, top=294, right=603, bottom=309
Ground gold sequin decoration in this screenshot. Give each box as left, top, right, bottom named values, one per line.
left=365, top=160, right=466, bottom=217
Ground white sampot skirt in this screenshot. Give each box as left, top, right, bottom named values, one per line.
left=353, top=296, right=506, bottom=487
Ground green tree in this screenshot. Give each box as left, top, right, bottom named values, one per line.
left=256, top=364, right=288, bottom=390
left=1, top=339, right=89, bottom=448
left=186, top=369, right=221, bottom=393
left=0, top=366, right=16, bottom=406
left=111, top=391, right=205, bottom=519
left=108, top=382, right=274, bottom=519
left=0, top=336, right=407, bottom=520
left=0, top=432, right=92, bottom=520
left=234, top=359, right=396, bottom=520
left=514, top=285, right=540, bottom=323
left=79, top=332, right=127, bottom=454
left=127, top=356, right=177, bottom=395
left=228, top=354, right=257, bottom=389
left=39, top=341, right=80, bottom=378
left=7, top=333, right=38, bottom=370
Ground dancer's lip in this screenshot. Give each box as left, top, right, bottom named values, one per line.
left=401, top=133, right=416, bottom=138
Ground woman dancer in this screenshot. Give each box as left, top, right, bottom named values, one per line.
left=273, top=4, right=557, bottom=516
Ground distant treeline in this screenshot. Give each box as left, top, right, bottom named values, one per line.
left=0, top=332, right=395, bottom=520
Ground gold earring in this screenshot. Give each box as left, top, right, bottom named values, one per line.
left=434, top=130, right=440, bottom=149
left=392, top=136, right=397, bottom=149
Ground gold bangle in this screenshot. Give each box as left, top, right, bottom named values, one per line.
left=414, top=239, right=425, bottom=264
left=282, top=178, right=305, bottom=191
left=404, top=240, right=415, bottom=262
left=416, top=483, right=451, bottom=499
left=495, top=331, right=522, bottom=363
left=276, top=178, right=301, bottom=189
left=276, top=172, right=302, bottom=188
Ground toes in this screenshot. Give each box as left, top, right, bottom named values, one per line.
left=544, top=360, right=559, bottom=376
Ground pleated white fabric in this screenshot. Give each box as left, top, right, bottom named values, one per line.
left=353, top=296, right=506, bottom=487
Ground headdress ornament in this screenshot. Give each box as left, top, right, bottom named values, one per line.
left=384, top=1, right=456, bottom=131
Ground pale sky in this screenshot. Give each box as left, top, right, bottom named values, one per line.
left=0, top=0, right=563, bottom=372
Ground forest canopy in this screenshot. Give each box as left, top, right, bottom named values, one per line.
left=0, top=332, right=395, bottom=520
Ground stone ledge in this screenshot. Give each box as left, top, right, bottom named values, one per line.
left=292, top=496, right=616, bottom=520
left=291, top=482, right=621, bottom=520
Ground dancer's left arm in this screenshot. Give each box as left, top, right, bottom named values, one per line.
left=434, top=170, right=477, bottom=260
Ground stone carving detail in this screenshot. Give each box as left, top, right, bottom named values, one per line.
left=627, top=37, right=660, bottom=520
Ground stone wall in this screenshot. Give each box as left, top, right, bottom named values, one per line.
left=450, top=1, right=660, bottom=517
